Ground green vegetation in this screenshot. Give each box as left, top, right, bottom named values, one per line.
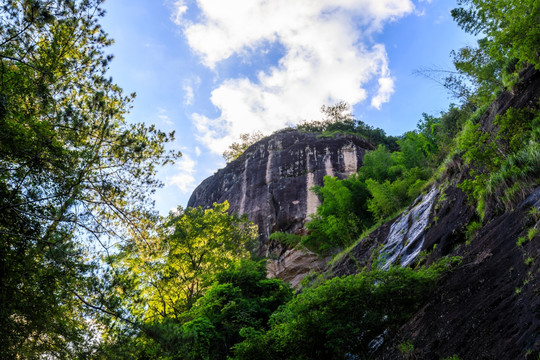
left=110, top=202, right=258, bottom=321
left=452, top=0, right=540, bottom=71
left=465, top=220, right=482, bottom=243
left=299, top=0, right=540, bottom=259
left=456, top=105, right=540, bottom=218
left=2, top=0, right=539, bottom=358
left=269, top=231, right=302, bottom=248
left=517, top=236, right=528, bottom=247
left=529, top=227, right=540, bottom=241
left=304, top=174, right=371, bottom=253
left=443, top=356, right=461, bottom=360
left=0, top=1, right=180, bottom=358
left=447, top=0, right=540, bottom=106
left=223, top=131, right=265, bottom=163
left=297, top=101, right=399, bottom=150
left=303, top=106, right=471, bottom=254
left=233, top=258, right=459, bottom=360
left=101, top=259, right=293, bottom=360
left=398, top=341, right=415, bottom=357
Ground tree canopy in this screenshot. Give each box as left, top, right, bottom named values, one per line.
left=0, top=1, right=179, bottom=357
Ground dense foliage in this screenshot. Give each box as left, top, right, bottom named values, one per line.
left=457, top=105, right=540, bottom=218
left=110, top=202, right=258, bottom=324
left=452, top=0, right=539, bottom=71
left=99, top=258, right=292, bottom=360
left=234, top=259, right=458, bottom=360
left=300, top=0, right=540, bottom=255
left=0, top=1, right=179, bottom=358
left=447, top=0, right=539, bottom=106
left=302, top=106, right=471, bottom=254
left=2, top=0, right=539, bottom=359
left=297, top=101, right=399, bottom=150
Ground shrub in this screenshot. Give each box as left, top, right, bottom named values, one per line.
left=304, top=175, right=371, bottom=254
left=234, top=258, right=459, bottom=360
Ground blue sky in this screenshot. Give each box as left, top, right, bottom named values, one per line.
left=100, top=0, right=475, bottom=214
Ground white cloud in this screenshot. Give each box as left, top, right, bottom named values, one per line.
left=182, top=76, right=201, bottom=105
left=171, top=0, right=188, bottom=25
left=183, top=84, right=194, bottom=105
left=157, top=107, right=174, bottom=126
left=172, top=0, right=416, bottom=154
left=167, top=154, right=197, bottom=194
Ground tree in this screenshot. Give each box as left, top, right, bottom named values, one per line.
left=297, top=101, right=355, bottom=133
left=304, top=175, right=371, bottom=254
left=102, top=203, right=261, bottom=359
left=446, top=0, right=539, bottom=106
left=234, top=261, right=457, bottom=360
left=223, top=131, right=265, bottom=163
left=358, top=144, right=396, bottom=182
left=452, top=0, right=540, bottom=70
left=0, top=1, right=179, bottom=357
left=111, top=202, right=258, bottom=325
left=176, top=260, right=292, bottom=360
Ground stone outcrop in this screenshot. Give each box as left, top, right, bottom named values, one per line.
left=188, top=129, right=373, bottom=287
left=188, top=129, right=373, bottom=253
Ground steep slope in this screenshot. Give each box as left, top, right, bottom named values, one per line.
left=329, top=66, right=540, bottom=359
left=380, top=189, right=540, bottom=359
left=186, top=66, right=539, bottom=358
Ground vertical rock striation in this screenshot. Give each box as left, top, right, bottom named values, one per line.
left=187, top=130, right=373, bottom=255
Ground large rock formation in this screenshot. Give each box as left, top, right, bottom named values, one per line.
left=186, top=67, right=540, bottom=357
left=188, top=129, right=373, bottom=252
left=188, top=130, right=373, bottom=287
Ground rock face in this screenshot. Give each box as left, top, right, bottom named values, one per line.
left=188, top=129, right=373, bottom=253
left=330, top=66, right=540, bottom=359
left=188, top=130, right=372, bottom=287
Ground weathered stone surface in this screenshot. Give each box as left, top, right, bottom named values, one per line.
left=187, top=129, right=372, bottom=287
left=188, top=129, right=373, bottom=253
left=266, top=248, right=326, bottom=289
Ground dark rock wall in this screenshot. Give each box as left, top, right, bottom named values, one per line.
left=188, top=130, right=373, bottom=253
left=329, top=67, right=540, bottom=359
left=377, top=187, right=540, bottom=360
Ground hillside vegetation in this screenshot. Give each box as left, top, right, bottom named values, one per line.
left=1, top=0, right=539, bottom=359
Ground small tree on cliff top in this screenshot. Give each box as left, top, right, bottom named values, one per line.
left=223, top=131, right=265, bottom=163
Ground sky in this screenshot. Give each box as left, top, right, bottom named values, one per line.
left=99, top=0, right=475, bottom=214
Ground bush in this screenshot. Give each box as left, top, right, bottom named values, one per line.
left=304, top=176, right=370, bottom=253
left=234, top=259, right=459, bottom=360
left=176, top=260, right=293, bottom=360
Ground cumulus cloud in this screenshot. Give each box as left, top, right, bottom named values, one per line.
left=167, top=154, right=197, bottom=194
left=173, top=0, right=416, bottom=154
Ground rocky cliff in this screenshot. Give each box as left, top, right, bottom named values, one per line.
left=328, top=66, right=540, bottom=359
left=188, top=130, right=373, bottom=287
left=188, top=130, right=372, bottom=251
left=187, top=66, right=540, bottom=358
